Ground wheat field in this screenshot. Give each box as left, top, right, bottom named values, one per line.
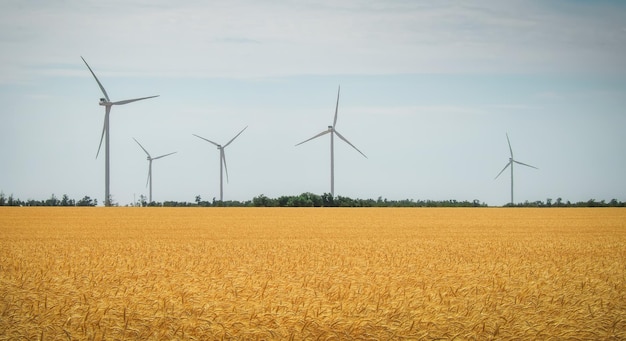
left=1, top=207, right=625, bottom=340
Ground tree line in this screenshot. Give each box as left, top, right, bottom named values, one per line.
left=2, top=191, right=624, bottom=207
left=0, top=193, right=97, bottom=206
left=505, top=198, right=625, bottom=207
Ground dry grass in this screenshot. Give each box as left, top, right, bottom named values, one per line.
left=1, top=207, right=625, bottom=340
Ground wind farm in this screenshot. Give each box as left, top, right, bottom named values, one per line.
left=63, top=60, right=618, bottom=207
left=81, top=57, right=159, bottom=207
left=193, top=126, right=248, bottom=202
left=54, top=67, right=614, bottom=207
left=295, top=86, right=367, bottom=197
left=2, top=55, right=619, bottom=208
left=133, top=138, right=176, bottom=204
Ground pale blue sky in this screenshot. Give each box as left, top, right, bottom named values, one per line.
left=1, top=0, right=625, bottom=205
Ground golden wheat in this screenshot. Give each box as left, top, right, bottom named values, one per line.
left=1, top=207, right=625, bottom=340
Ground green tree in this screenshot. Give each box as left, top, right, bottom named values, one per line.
left=45, top=194, right=59, bottom=206
left=60, top=194, right=75, bottom=206
left=277, top=196, right=291, bottom=207
left=321, top=193, right=334, bottom=207
left=76, top=196, right=96, bottom=206
left=253, top=194, right=271, bottom=207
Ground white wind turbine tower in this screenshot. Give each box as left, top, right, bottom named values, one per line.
left=133, top=138, right=176, bottom=204
left=295, top=86, right=367, bottom=197
left=495, top=133, right=538, bottom=205
left=193, top=126, right=248, bottom=202
left=81, top=57, right=159, bottom=206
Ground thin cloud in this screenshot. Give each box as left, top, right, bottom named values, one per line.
left=1, top=1, right=625, bottom=82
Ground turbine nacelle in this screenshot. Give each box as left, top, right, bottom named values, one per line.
left=99, top=98, right=108, bottom=106
left=328, top=125, right=333, bottom=130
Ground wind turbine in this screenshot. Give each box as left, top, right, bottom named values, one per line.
left=295, top=86, right=367, bottom=197
left=133, top=138, right=176, bottom=204
left=81, top=56, right=159, bottom=206
left=193, top=126, right=248, bottom=202
left=494, top=133, right=538, bottom=205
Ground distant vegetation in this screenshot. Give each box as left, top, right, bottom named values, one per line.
left=0, top=193, right=97, bottom=207
left=504, top=198, right=625, bottom=208
left=1, top=191, right=624, bottom=207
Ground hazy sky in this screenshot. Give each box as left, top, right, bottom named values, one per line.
left=1, top=0, right=625, bottom=206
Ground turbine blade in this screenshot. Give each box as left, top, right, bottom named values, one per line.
left=152, top=151, right=177, bottom=160
left=193, top=134, right=220, bottom=147
left=506, top=133, right=513, bottom=158
left=222, top=151, right=229, bottom=183
left=334, top=130, right=367, bottom=158
left=81, top=56, right=110, bottom=102
left=494, top=161, right=511, bottom=179
left=333, top=85, right=340, bottom=127
left=295, top=130, right=331, bottom=146
left=146, top=162, right=151, bottom=187
left=111, top=95, right=159, bottom=105
left=133, top=137, right=151, bottom=158
left=95, top=107, right=109, bottom=159
left=96, top=121, right=105, bottom=159
left=513, top=160, right=538, bottom=169
left=224, top=126, right=248, bottom=148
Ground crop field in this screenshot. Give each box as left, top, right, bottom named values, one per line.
left=1, top=207, right=625, bottom=340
